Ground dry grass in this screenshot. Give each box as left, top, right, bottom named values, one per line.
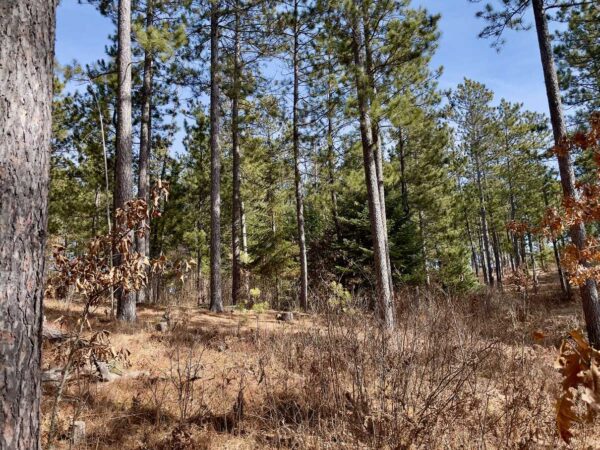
left=41, top=272, right=600, bottom=449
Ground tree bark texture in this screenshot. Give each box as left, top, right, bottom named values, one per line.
left=350, top=11, right=395, bottom=329
left=210, top=1, right=224, bottom=312
left=115, top=0, right=137, bottom=321
left=0, top=1, right=56, bottom=447
left=362, top=10, right=393, bottom=296
left=231, top=0, right=242, bottom=305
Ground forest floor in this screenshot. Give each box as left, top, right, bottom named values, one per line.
left=41, top=271, right=600, bottom=449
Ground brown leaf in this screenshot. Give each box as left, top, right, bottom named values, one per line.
left=556, top=392, right=578, bottom=443
left=533, top=330, right=545, bottom=341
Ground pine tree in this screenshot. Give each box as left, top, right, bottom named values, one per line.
left=0, top=1, right=56, bottom=447
left=230, top=0, right=243, bottom=305
left=449, top=80, right=498, bottom=286
left=222, top=0, right=277, bottom=306
left=554, top=2, right=600, bottom=123
left=274, top=0, right=315, bottom=310
left=343, top=1, right=395, bottom=328
left=209, top=0, right=224, bottom=312
left=115, top=0, right=137, bottom=321
left=136, top=0, right=155, bottom=305
left=132, top=0, right=187, bottom=303
left=472, top=0, right=600, bottom=346
left=50, top=70, right=116, bottom=247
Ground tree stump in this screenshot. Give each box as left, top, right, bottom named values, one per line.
left=276, top=312, right=294, bottom=322
left=71, top=421, right=85, bottom=446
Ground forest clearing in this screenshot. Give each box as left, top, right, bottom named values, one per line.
left=1, top=0, right=599, bottom=448
left=39, top=272, right=596, bottom=449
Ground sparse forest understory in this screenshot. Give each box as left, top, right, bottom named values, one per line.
left=39, top=270, right=596, bottom=449
left=2, top=0, right=600, bottom=448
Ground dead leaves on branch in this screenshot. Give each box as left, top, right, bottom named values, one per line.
left=46, top=182, right=170, bottom=304
left=556, top=330, right=600, bottom=443
left=551, top=112, right=600, bottom=157
left=47, top=199, right=148, bottom=303
left=48, top=329, right=131, bottom=374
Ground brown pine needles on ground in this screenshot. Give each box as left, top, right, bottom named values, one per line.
left=40, top=272, right=600, bottom=449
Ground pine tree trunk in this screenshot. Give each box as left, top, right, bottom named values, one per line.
left=241, top=200, right=250, bottom=297
left=231, top=1, right=242, bottom=306
left=136, top=0, right=154, bottom=305
left=475, top=156, right=494, bottom=286
left=465, top=214, right=479, bottom=276
left=115, top=0, right=136, bottom=321
left=350, top=12, right=395, bottom=329
left=209, top=1, right=223, bottom=312
left=552, top=237, right=569, bottom=295
left=478, top=225, right=489, bottom=285
left=532, top=0, right=600, bottom=345
left=520, top=237, right=528, bottom=271
left=539, top=237, right=547, bottom=271
left=506, top=228, right=516, bottom=273
left=419, top=210, right=430, bottom=286
left=490, top=220, right=503, bottom=285
left=544, top=187, right=569, bottom=294
left=362, top=11, right=393, bottom=295
left=494, top=228, right=503, bottom=284
left=483, top=168, right=502, bottom=285
left=528, top=231, right=539, bottom=293
left=267, top=135, right=277, bottom=236
left=326, top=75, right=341, bottom=242
left=0, top=2, right=55, bottom=448
left=93, top=186, right=100, bottom=235
left=292, top=0, right=308, bottom=311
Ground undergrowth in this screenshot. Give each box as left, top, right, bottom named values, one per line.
left=41, top=280, right=600, bottom=449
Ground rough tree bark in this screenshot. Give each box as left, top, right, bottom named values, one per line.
left=136, top=0, right=154, bottom=305
left=231, top=0, right=242, bottom=305
left=292, top=0, right=309, bottom=311
left=0, top=1, right=56, bottom=448
left=532, top=0, right=600, bottom=345
left=362, top=10, right=393, bottom=295
left=115, top=0, right=136, bottom=321
left=350, top=11, right=395, bottom=329
left=209, top=0, right=224, bottom=312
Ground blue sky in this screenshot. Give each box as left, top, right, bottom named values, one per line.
left=56, top=0, right=553, bottom=149
left=413, top=0, right=550, bottom=114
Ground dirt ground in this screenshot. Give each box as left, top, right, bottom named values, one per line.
left=40, top=271, right=600, bottom=449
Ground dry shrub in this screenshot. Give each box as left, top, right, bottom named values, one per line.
left=43, top=282, right=600, bottom=448
left=252, top=290, right=562, bottom=448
